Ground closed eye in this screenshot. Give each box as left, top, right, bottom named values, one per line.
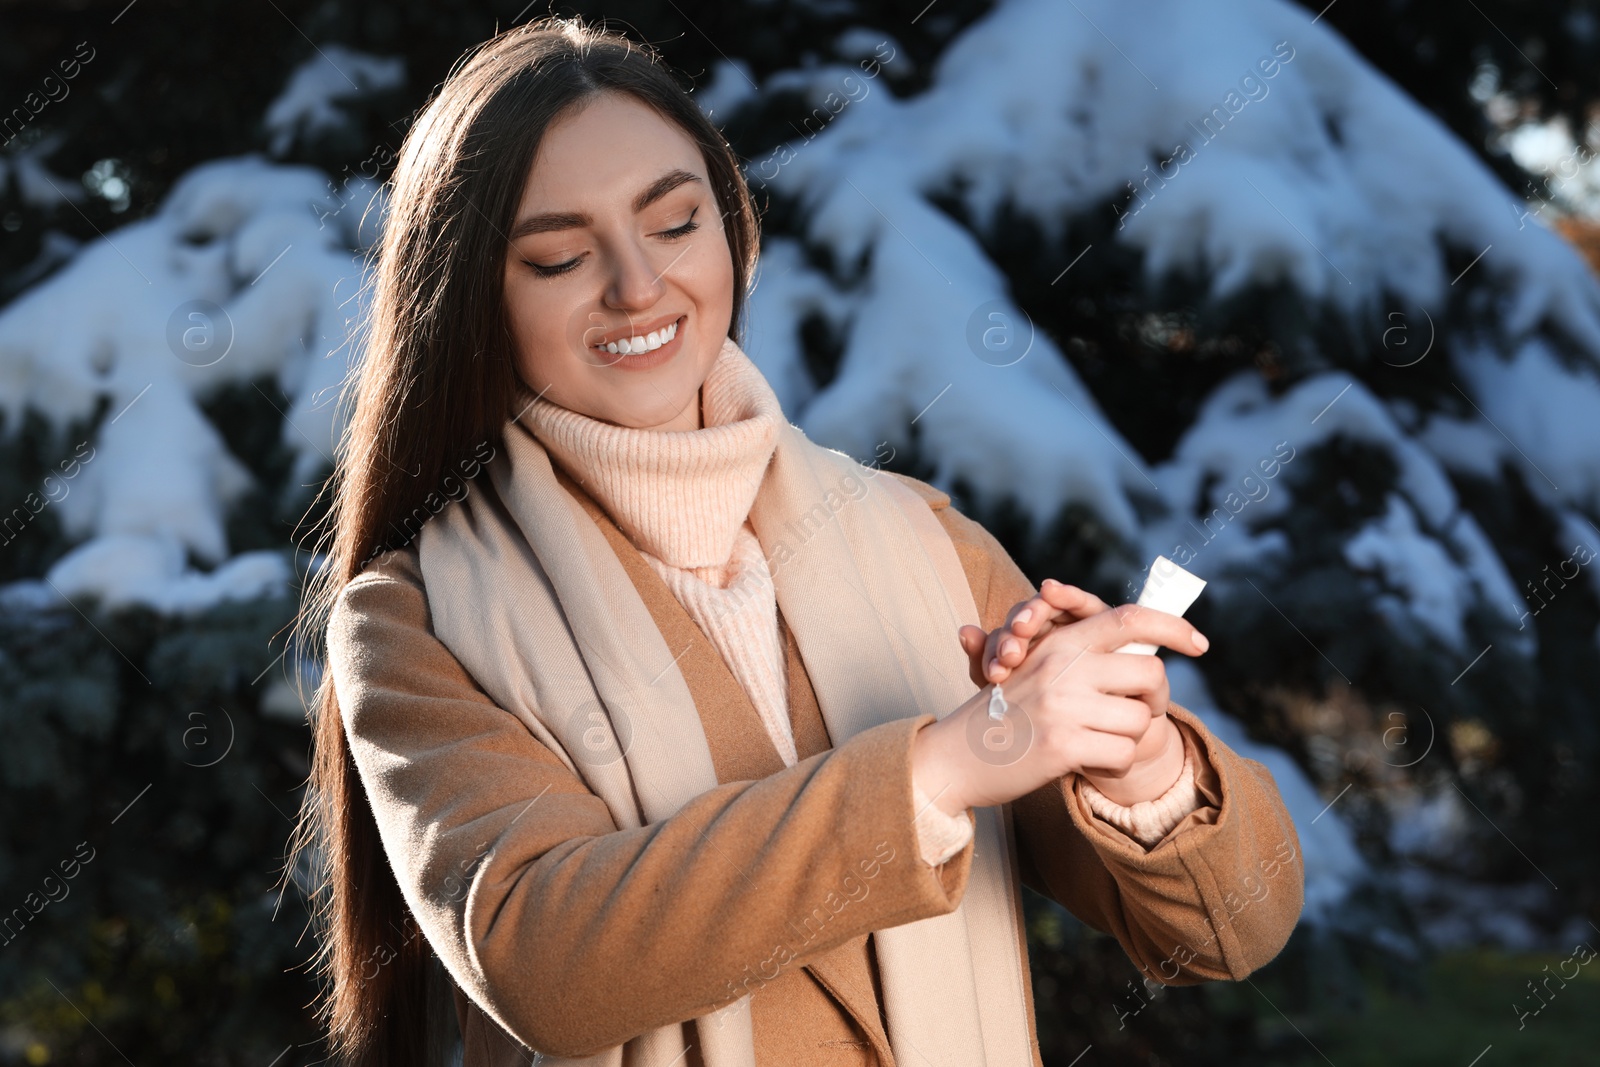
left=525, top=206, right=701, bottom=279
left=660, top=206, right=700, bottom=240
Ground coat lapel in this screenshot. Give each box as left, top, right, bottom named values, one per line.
left=552, top=463, right=790, bottom=780
left=551, top=463, right=896, bottom=1063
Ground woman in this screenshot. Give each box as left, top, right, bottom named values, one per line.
left=290, top=16, right=1304, bottom=1067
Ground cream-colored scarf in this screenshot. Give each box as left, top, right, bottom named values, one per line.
left=416, top=336, right=1034, bottom=1066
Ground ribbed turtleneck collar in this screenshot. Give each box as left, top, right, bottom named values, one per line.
left=520, top=336, right=784, bottom=570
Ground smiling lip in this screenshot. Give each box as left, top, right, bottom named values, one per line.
left=587, top=313, right=684, bottom=349
left=592, top=314, right=686, bottom=372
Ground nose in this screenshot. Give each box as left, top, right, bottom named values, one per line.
left=602, top=234, right=667, bottom=312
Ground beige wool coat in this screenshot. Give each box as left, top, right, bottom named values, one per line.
left=327, top=464, right=1306, bottom=1067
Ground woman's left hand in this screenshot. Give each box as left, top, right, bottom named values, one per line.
left=957, top=580, right=1195, bottom=806
left=1081, top=713, right=1186, bottom=806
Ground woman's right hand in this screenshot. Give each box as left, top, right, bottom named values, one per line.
left=910, top=603, right=1209, bottom=818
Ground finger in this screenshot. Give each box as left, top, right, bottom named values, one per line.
left=1083, top=650, right=1168, bottom=700
left=1000, top=598, right=1050, bottom=639
left=989, top=604, right=1064, bottom=676
left=985, top=625, right=1018, bottom=682
left=993, top=625, right=1033, bottom=673
left=991, top=613, right=1060, bottom=679
left=1072, top=730, right=1140, bottom=778
left=960, top=625, right=996, bottom=688
left=1067, top=602, right=1209, bottom=657
left=1038, top=579, right=1114, bottom=618
left=959, top=625, right=992, bottom=688
left=1080, top=651, right=1170, bottom=721
left=985, top=585, right=1113, bottom=675
left=989, top=582, right=1116, bottom=677
left=1077, top=693, right=1155, bottom=742
left=1001, top=583, right=1107, bottom=645
left=958, top=625, right=983, bottom=656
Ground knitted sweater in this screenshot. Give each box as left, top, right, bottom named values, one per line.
left=523, top=348, right=1206, bottom=862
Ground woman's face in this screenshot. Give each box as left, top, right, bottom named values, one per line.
left=503, top=91, right=735, bottom=432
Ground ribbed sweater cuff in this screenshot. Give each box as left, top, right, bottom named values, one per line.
left=1078, top=745, right=1205, bottom=849
left=911, top=780, right=976, bottom=867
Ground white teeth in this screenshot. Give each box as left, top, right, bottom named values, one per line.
left=600, top=319, right=677, bottom=356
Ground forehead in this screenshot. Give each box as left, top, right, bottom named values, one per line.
left=518, top=92, right=705, bottom=207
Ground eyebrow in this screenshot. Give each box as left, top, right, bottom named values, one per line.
left=508, top=168, right=703, bottom=240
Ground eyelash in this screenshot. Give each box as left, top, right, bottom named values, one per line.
left=527, top=208, right=701, bottom=278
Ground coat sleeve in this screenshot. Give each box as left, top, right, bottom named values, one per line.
left=325, top=547, right=978, bottom=1060
left=925, top=491, right=1305, bottom=985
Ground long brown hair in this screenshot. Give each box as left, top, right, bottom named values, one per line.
left=284, top=16, right=762, bottom=1065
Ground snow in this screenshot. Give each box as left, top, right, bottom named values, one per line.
left=721, top=0, right=1600, bottom=552
left=0, top=155, right=378, bottom=615
left=1385, top=785, right=1582, bottom=951
left=1450, top=335, right=1600, bottom=517
left=1393, top=863, right=1558, bottom=951
left=13, top=533, right=290, bottom=615
left=263, top=45, right=405, bottom=158
left=3, top=0, right=1585, bottom=633
left=1344, top=493, right=1475, bottom=649
left=1414, top=412, right=1509, bottom=481
left=1139, top=371, right=1529, bottom=654
left=1555, top=509, right=1600, bottom=603
left=692, top=58, right=759, bottom=126
left=831, top=29, right=910, bottom=79
left=742, top=236, right=838, bottom=413
left=58, top=381, right=255, bottom=563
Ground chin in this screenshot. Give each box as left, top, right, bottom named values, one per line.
left=608, top=387, right=699, bottom=431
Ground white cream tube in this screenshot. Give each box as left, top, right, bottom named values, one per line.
left=1112, top=555, right=1207, bottom=655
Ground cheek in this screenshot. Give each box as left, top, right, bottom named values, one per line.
left=680, top=224, right=736, bottom=331
left=502, top=272, right=571, bottom=376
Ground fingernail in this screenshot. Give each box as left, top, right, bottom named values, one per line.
left=1016, top=608, right=1032, bottom=624
left=1193, top=631, right=1210, bottom=652
left=1003, top=638, right=1018, bottom=656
